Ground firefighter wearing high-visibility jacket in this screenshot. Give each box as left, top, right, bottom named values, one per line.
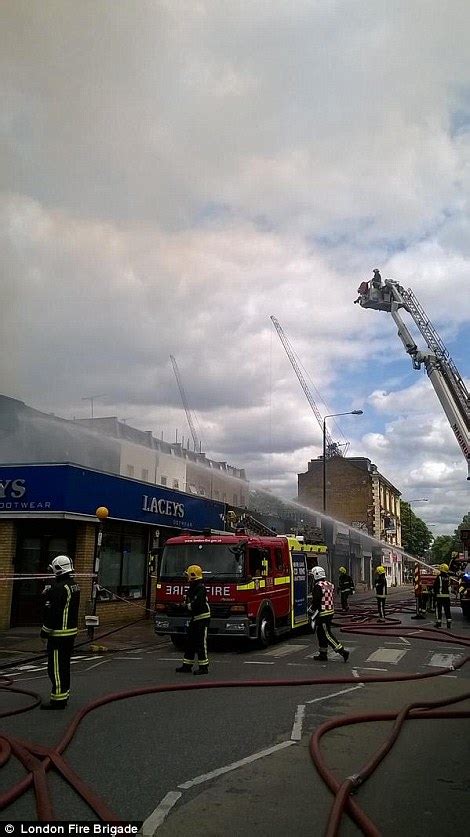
left=338, top=566, right=355, bottom=612
left=374, top=566, right=387, bottom=621
left=433, top=564, right=452, bottom=629
left=175, top=565, right=211, bottom=675
left=309, top=566, right=349, bottom=662
left=40, top=555, right=80, bottom=710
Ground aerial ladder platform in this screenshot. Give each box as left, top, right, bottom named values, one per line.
left=355, top=271, right=470, bottom=478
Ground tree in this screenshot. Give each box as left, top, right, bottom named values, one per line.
left=431, top=535, right=454, bottom=565
left=400, top=501, right=433, bottom=557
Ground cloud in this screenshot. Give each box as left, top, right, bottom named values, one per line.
left=1, top=1, right=469, bottom=534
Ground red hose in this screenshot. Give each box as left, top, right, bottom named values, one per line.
left=1, top=596, right=468, bottom=831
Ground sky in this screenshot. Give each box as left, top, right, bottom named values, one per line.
left=1, top=0, right=469, bottom=535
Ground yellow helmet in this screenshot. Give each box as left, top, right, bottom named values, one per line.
left=185, top=564, right=203, bottom=581
left=439, top=563, right=449, bottom=573
left=376, top=565, right=386, bottom=574
left=339, top=566, right=347, bottom=573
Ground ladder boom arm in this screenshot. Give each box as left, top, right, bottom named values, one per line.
left=356, top=274, right=470, bottom=478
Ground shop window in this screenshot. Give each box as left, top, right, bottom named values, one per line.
left=99, top=527, right=147, bottom=599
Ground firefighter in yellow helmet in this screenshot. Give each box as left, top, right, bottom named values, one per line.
left=433, top=563, right=452, bottom=629
left=338, top=566, right=355, bottom=612
left=175, top=565, right=211, bottom=675
left=374, top=565, right=387, bottom=621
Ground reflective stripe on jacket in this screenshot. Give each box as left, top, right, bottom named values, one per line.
left=41, top=576, right=80, bottom=638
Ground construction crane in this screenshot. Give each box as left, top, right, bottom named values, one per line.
left=270, top=315, right=348, bottom=457
left=170, top=355, right=201, bottom=452
left=356, top=272, right=470, bottom=478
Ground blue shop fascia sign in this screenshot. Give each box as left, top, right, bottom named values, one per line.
left=0, top=463, right=227, bottom=532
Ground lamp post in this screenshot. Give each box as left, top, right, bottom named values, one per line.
left=86, top=505, right=109, bottom=641
left=322, top=411, right=363, bottom=514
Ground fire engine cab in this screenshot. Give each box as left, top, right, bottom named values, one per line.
left=153, top=530, right=327, bottom=647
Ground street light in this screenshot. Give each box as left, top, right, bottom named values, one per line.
left=322, top=410, right=363, bottom=513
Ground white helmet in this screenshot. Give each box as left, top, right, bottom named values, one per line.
left=49, top=555, right=74, bottom=576
left=310, top=566, right=326, bottom=582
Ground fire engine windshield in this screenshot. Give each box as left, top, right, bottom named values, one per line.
left=160, top=542, right=246, bottom=580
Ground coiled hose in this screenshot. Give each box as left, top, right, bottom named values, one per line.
left=1, top=596, right=469, bottom=834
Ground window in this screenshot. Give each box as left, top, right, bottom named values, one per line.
left=161, top=475, right=167, bottom=486
left=233, top=493, right=238, bottom=505
left=127, top=465, right=135, bottom=477
left=99, top=526, right=148, bottom=599
left=142, top=468, right=149, bottom=482
left=172, top=479, right=179, bottom=489
left=274, top=548, right=285, bottom=573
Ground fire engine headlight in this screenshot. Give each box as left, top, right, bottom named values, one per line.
left=230, top=604, right=247, bottom=614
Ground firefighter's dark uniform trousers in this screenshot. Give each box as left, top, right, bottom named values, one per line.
left=316, top=615, right=344, bottom=655
left=46, top=637, right=75, bottom=703
left=183, top=617, right=210, bottom=669
left=41, top=575, right=80, bottom=705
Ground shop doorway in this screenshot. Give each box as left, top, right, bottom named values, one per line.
left=10, top=523, right=76, bottom=627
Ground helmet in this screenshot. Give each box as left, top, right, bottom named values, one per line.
left=376, top=565, right=386, bottom=574
left=339, top=566, right=347, bottom=574
left=185, top=564, right=203, bottom=581
left=439, top=563, right=449, bottom=573
left=310, top=566, right=326, bottom=582
left=49, top=555, right=74, bottom=576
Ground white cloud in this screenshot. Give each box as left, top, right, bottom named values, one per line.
left=1, top=1, right=469, bottom=532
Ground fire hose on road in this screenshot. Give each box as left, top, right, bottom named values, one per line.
left=1, top=597, right=469, bottom=835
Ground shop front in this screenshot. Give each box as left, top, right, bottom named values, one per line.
left=0, top=463, right=226, bottom=631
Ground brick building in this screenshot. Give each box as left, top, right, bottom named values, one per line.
left=298, top=456, right=403, bottom=586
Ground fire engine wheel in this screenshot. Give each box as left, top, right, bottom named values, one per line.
left=258, top=612, right=275, bottom=648
left=170, top=634, right=186, bottom=651
left=462, top=603, right=470, bottom=621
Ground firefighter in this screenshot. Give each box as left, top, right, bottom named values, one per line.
left=175, top=564, right=211, bottom=675
left=40, top=555, right=80, bottom=710
left=433, top=563, right=452, bottom=629
left=309, top=566, right=349, bottom=663
left=374, top=565, right=387, bottom=621
left=338, top=566, right=355, bottom=612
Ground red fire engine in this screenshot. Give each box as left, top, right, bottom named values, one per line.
left=153, top=529, right=328, bottom=647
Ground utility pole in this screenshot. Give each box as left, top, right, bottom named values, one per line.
left=82, top=394, right=106, bottom=419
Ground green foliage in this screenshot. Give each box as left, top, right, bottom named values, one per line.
left=400, top=501, right=433, bottom=557
left=431, top=535, right=454, bottom=564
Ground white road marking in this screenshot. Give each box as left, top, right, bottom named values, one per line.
left=243, top=660, right=274, bottom=665
left=427, top=653, right=461, bottom=669
left=142, top=791, right=182, bottom=836
left=114, top=657, right=143, bottom=660
left=305, top=685, right=363, bottom=705
left=398, top=637, right=411, bottom=645
left=84, top=659, right=111, bottom=671
left=178, top=740, right=295, bottom=790
left=357, top=667, right=388, bottom=672
left=366, top=648, right=407, bottom=665
left=263, top=644, right=309, bottom=657
left=352, top=669, right=360, bottom=679
left=441, top=674, right=458, bottom=678
left=290, top=704, right=305, bottom=740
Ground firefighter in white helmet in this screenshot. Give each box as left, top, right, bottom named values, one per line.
left=175, top=565, right=211, bottom=675
left=40, top=555, right=80, bottom=710
left=309, top=566, right=349, bottom=663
